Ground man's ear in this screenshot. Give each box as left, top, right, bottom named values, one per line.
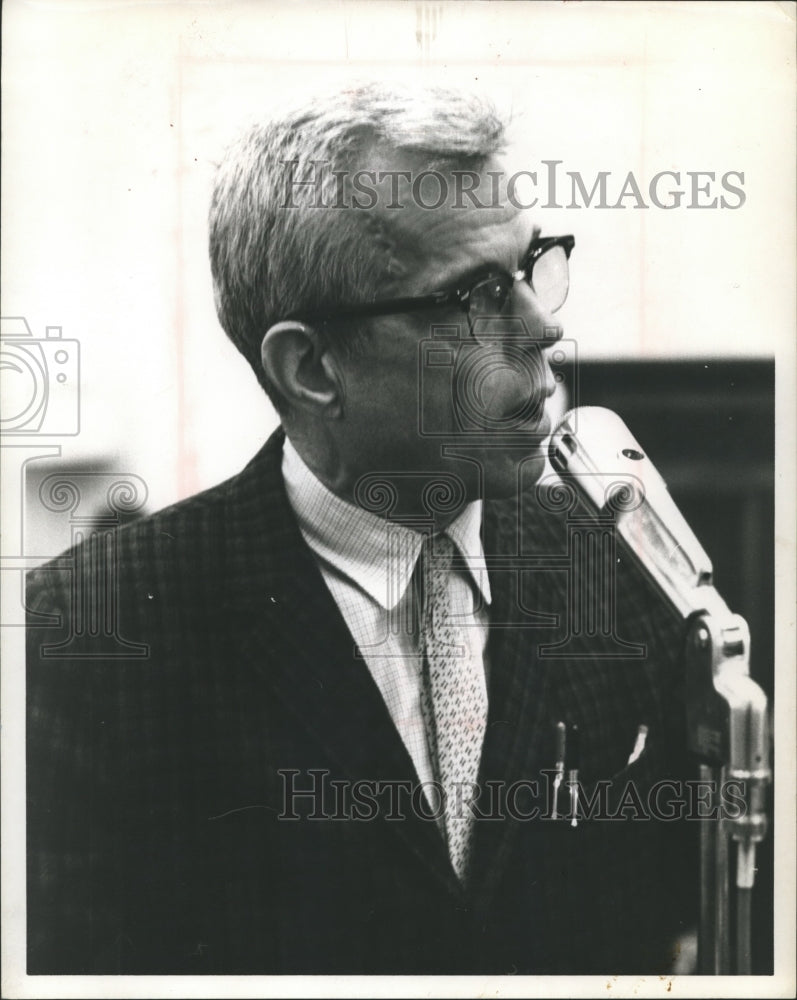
left=260, top=321, right=344, bottom=418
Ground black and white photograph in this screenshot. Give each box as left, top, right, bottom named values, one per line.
left=2, top=2, right=795, bottom=997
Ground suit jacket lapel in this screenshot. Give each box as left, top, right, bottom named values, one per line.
left=470, top=492, right=561, bottom=898
left=220, top=429, right=457, bottom=892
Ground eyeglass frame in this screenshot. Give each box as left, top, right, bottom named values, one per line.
left=285, top=234, right=575, bottom=329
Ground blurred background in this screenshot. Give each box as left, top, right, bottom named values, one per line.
left=2, top=0, right=793, bottom=976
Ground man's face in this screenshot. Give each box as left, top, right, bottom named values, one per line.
left=332, top=155, right=564, bottom=511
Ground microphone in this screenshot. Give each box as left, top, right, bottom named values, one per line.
left=547, top=405, right=721, bottom=620
left=547, top=406, right=770, bottom=968
left=547, top=405, right=768, bottom=758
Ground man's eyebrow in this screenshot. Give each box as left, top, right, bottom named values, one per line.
left=440, top=257, right=505, bottom=290
left=439, top=227, right=543, bottom=290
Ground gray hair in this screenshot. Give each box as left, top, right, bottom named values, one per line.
left=208, top=82, right=508, bottom=402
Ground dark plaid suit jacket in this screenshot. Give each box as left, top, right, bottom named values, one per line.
left=27, top=428, right=696, bottom=975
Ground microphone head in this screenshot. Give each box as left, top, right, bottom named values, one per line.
left=548, top=406, right=641, bottom=476
left=546, top=405, right=716, bottom=617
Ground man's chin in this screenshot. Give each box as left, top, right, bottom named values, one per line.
left=431, top=430, right=551, bottom=502
left=477, top=444, right=549, bottom=502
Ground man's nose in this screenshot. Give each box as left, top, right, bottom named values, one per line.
left=513, top=280, right=564, bottom=345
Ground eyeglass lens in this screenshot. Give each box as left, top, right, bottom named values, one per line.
left=468, top=244, right=570, bottom=329
left=468, top=274, right=514, bottom=318
left=530, top=245, right=569, bottom=314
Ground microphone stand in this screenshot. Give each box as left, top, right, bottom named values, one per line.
left=549, top=407, right=771, bottom=975
left=685, top=607, right=769, bottom=974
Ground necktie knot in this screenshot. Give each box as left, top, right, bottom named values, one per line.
left=421, top=531, right=455, bottom=582
left=418, top=530, right=452, bottom=614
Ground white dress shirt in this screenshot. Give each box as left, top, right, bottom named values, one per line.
left=281, top=437, right=491, bottom=793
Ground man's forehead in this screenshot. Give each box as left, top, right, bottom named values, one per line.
left=364, top=151, right=534, bottom=291
left=367, top=149, right=521, bottom=218
left=391, top=204, right=532, bottom=295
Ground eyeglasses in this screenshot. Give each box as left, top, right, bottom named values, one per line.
left=287, top=234, right=575, bottom=339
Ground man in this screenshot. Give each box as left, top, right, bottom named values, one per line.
left=26, top=83, right=694, bottom=975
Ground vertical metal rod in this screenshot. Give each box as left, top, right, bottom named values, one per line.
left=714, top=766, right=730, bottom=973
left=698, top=763, right=731, bottom=973
left=736, top=884, right=753, bottom=975
left=698, top=763, right=717, bottom=973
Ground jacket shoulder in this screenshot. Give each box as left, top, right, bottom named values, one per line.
left=26, top=472, right=234, bottom=610
left=26, top=430, right=288, bottom=631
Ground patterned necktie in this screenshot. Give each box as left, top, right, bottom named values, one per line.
left=418, top=533, right=488, bottom=883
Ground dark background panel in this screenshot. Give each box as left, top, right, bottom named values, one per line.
left=575, top=358, right=774, bottom=697
left=575, top=357, right=775, bottom=974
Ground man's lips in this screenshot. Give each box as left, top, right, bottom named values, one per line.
left=503, top=393, right=554, bottom=435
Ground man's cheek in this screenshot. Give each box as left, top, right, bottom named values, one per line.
left=477, top=362, right=542, bottom=423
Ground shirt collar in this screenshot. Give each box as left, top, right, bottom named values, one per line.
left=281, top=436, right=491, bottom=611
